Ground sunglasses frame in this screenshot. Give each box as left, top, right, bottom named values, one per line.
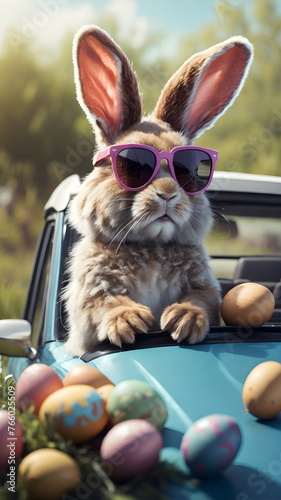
left=93, top=144, right=219, bottom=194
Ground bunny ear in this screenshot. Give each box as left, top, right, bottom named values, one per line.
left=73, top=26, right=142, bottom=144
left=153, top=36, right=253, bottom=141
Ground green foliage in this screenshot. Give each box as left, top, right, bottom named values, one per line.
left=0, top=3, right=280, bottom=493
left=0, top=255, right=31, bottom=319
left=0, top=40, right=91, bottom=192
left=1, top=0, right=280, bottom=186
left=0, top=377, right=186, bottom=500
left=190, top=0, right=281, bottom=176
left=0, top=152, right=43, bottom=320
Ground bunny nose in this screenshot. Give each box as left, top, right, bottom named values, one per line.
left=156, top=191, right=177, bottom=201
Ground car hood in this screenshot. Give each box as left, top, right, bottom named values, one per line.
left=89, top=341, right=281, bottom=500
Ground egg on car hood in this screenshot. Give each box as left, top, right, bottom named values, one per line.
left=69, top=340, right=281, bottom=500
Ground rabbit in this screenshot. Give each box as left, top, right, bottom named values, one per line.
left=64, top=26, right=253, bottom=357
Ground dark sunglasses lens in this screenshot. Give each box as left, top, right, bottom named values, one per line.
left=116, top=148, right=156, bottom=188
left=173, top=150, right=212, bottom=192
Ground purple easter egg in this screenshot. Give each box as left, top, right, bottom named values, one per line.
left=100, top=419, right=163, bottom=481
left=180, top=414, right=242, bottom=479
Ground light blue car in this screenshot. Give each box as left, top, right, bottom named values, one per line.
left=1, top=171, right=281, bottom=500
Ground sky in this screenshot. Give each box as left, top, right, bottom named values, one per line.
left=0, top=0, right=221, bottom=56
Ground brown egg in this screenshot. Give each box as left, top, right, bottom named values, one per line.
left=18, top=449, right=80, bottom=500
left=221, top=283, right=275, bottom=327
left=63, top=365, right=113, bottom=388
left=242, top=361, right=281, bottom=419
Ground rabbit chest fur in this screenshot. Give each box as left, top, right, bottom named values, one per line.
left=64, top=26, right=253, bottom=356
left=66, top=235, right=218, bottom=330
left=65, top=236, right=220, bottom=356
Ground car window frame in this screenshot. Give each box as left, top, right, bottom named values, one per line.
left=54, top=214, right=79, bottom=342
left=22, top=216, right=55, bottom=348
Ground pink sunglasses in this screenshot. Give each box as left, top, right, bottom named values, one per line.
left=93, top=144, right=219, bottom=194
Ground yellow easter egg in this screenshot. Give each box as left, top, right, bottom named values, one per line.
left=96, top=384, right=115, bottom=405
left=39, top=384, right=108, bottom=443
left=18, top=448, right=80, bottom=500
left=63, top=365, right=113, bottom=388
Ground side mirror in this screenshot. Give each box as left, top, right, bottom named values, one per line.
left=0, top=320, right=37, bottom=359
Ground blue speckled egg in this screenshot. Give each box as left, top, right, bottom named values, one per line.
left=180, top=414, right=242, bottom=479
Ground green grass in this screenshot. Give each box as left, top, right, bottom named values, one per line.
left=0, top=376, right=187, bottom=500
left=0, top=247, right=34, bottom=385
left=0, top=249, right=34, bottom=320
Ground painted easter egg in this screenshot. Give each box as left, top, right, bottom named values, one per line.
left=107, top=380, right=168, bottom=430
left=0, top=410, right=23, bottom=468
left=96, top=384, right=115, bottom=405
left=39, top=384, right=108, bottom=443
left=100, top=419, right=163, bottom=481
left=18, top=448, right=80, bottom=500
left=180, top=414, right=242, bottom=478
left=63, top=365, right=113, bottom=388
left=15, top=363, right=63, bottom=414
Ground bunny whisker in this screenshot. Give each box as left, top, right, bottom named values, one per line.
left=106, top=217, right=137, bottom=249
left=115, top=214, right=147, bottom=253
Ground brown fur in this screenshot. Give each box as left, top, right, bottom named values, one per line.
left=65, top=27, right=253, bottom=356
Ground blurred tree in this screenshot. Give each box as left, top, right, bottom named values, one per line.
left=0, top=0, right=281, bottom=201
left=183, top=0, right=281, bottom=177
left=0, top=36, right=93, bottom=199
left=0, top=24, right=172, bottom=201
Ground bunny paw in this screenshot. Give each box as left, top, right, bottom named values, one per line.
left=99, top=305, right=155, bottom=347
left=160, top=303, right=209, bottom=344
